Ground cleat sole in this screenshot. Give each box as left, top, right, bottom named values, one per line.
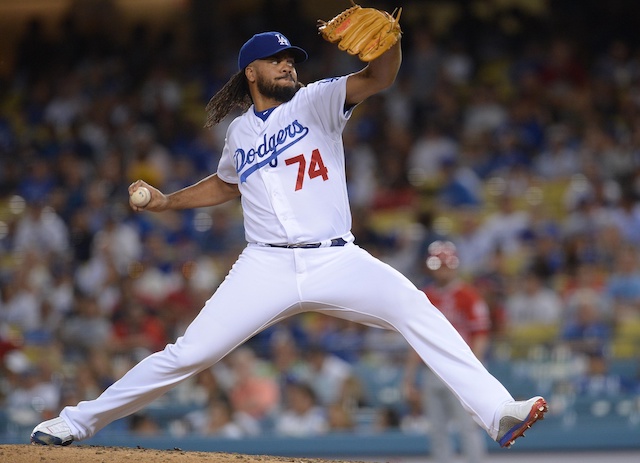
left=499, top=398, right=548, bottom=448
left=31, top=431, right=73, bottom=446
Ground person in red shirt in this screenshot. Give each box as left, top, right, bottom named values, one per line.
left=404, top=240, right=491, bottom=463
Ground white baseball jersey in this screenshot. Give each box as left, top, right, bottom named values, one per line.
left=217, top=76, right=353, bottom=245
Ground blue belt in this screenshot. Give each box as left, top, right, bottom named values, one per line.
left=265, top=237, right=348, bottom=249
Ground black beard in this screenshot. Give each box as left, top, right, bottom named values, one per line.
left=257, top=76, right=301, bottom=103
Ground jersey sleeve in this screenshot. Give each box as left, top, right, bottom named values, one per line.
left=216, top=135, right=239, bottom=184
left=303, top=75, right=354, bottom=136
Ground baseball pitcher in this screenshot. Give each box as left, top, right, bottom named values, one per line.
left=32, top=2, right=547, bottom=450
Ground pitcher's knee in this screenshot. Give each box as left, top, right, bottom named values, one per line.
left=161, top=340, right=221, bottom=372
left=391, top=290, right=433, bottom=317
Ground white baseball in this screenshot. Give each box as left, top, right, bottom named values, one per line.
left=131, top=186, right=151, bottom=207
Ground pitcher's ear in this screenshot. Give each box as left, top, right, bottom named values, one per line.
left=245, top=65, right=256, bottom=83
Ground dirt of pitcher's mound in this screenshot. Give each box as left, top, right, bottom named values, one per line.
left=0, top=445, right=371, bottom=463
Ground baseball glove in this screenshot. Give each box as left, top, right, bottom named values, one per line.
left=318, top=1, right=402, bottom=62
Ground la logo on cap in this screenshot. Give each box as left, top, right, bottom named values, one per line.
left=275, top=33, right=289, bottom=46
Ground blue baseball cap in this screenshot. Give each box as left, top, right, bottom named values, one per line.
left=238, top=32, right=308, bottom=70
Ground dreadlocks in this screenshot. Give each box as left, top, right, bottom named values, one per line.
left=204, top=70, right=252, bottom=128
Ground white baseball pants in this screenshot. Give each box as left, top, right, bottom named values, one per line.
left=61, top=243, right=513, bottom=440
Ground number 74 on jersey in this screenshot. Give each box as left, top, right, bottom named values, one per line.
left=285, top=149, right=329, bottom=191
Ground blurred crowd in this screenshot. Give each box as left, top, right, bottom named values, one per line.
left=1, top=0, right=640, bottom=440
